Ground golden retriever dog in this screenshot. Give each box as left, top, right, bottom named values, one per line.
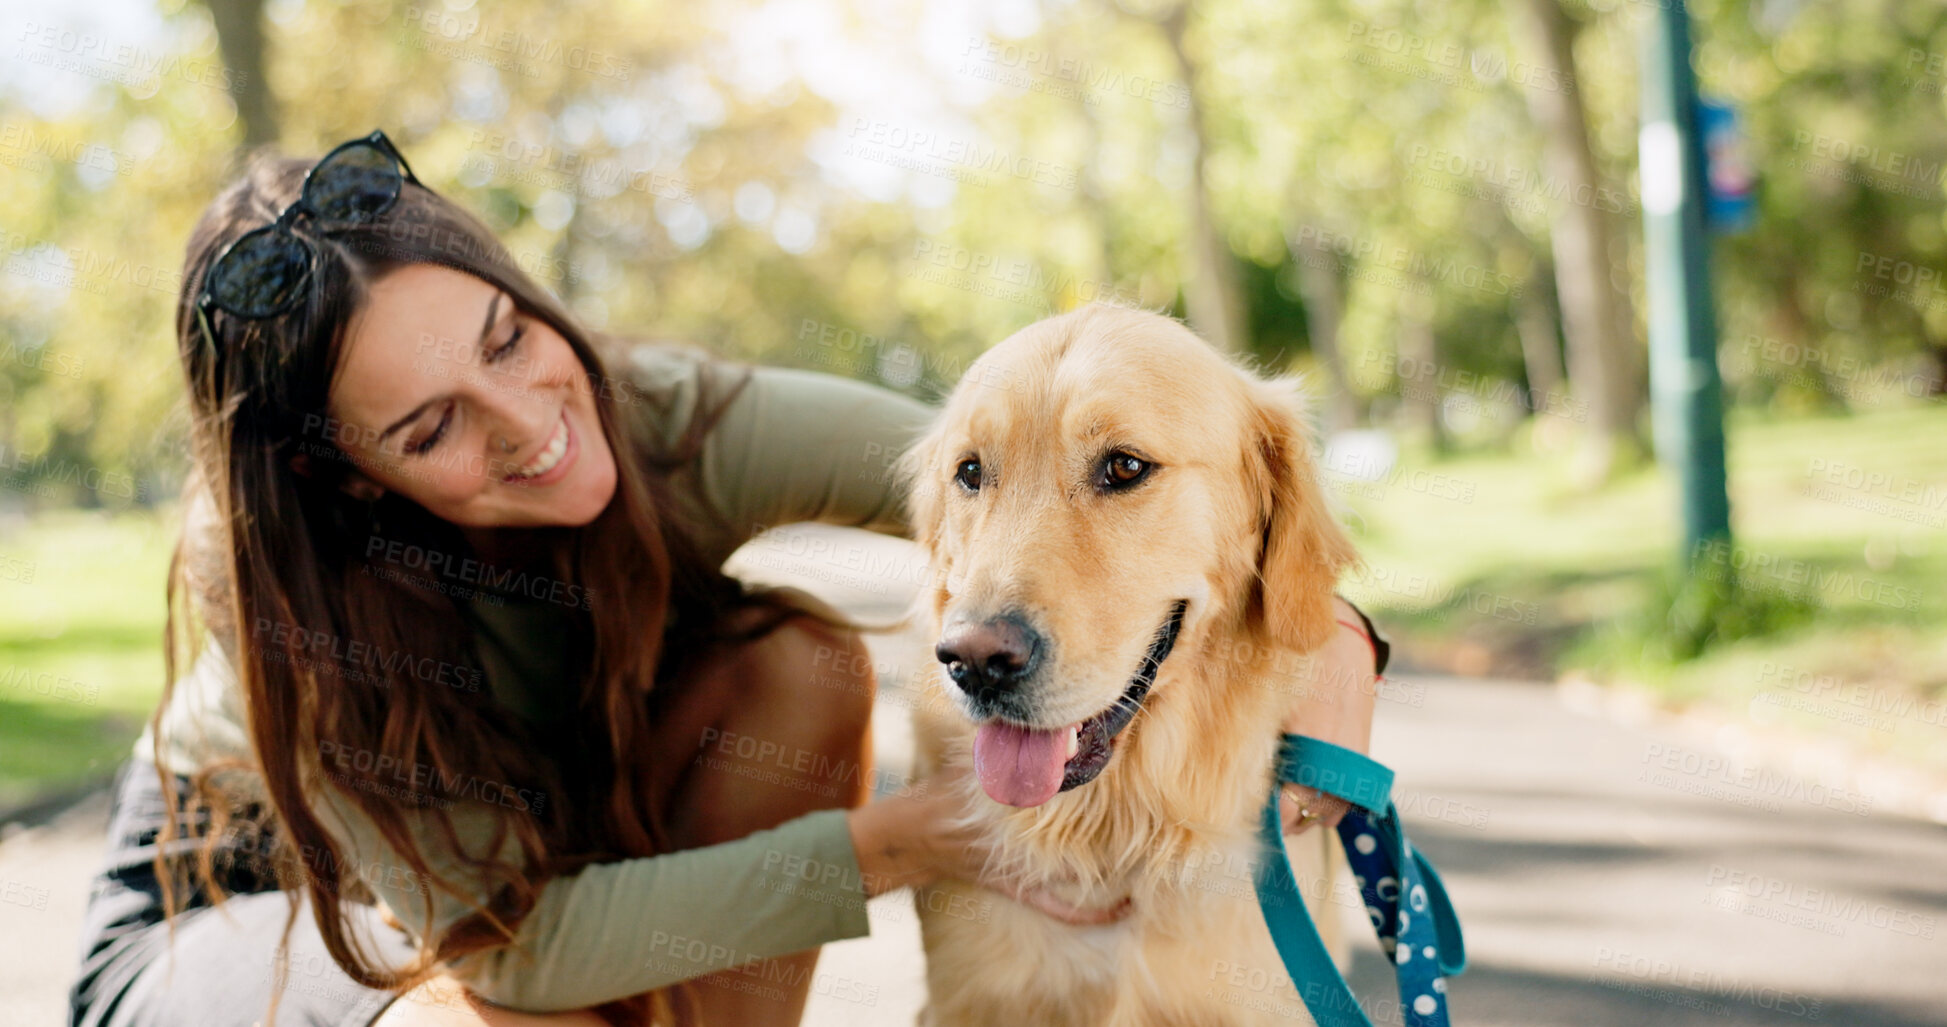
left=897, top=303, right=1364, bottom=1026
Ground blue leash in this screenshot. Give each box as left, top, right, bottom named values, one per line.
left=1254, top=734, right=1467, bottom=1027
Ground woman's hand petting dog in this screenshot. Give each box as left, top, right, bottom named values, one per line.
left=1276, top=596, right=1383, bottom=836
left=846, top=766, right=1133, bottom=926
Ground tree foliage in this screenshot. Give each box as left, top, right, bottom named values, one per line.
left=0, top=0, right=1940, bottom=508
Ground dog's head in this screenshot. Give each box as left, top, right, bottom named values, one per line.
left=897, top=304, right=1358, bottom=808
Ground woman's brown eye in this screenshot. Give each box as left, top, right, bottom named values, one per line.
left=1101, top=452, right=1149, bottom=489
left=954, top=458, right=982, bottom=491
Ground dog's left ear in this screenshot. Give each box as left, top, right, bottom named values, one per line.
left=1244, top=375, right=1361, bottom=653
left=893, top=414, right=948, bottom=554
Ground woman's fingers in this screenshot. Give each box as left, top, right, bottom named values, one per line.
left=1280, top=784, right=1351, bottom=835
left=1005, top=882, right=1132, bottom=925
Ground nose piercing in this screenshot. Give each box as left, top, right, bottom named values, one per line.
left=497, top=435, right=514, bottom=454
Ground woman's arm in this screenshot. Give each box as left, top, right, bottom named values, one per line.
left=311, top=756, right=1115, bottom=1012
left=309, top=780, right=872, bottom=1012
left=678, top=362, right=935, bottom=562
left=1275, top=595, right=1387, bottom=834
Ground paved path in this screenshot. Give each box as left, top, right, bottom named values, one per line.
left=4, top=526, right=1944, bottom=1025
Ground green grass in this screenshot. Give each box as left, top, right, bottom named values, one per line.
left=0, top=508, right=175, bottom=810
left=1338, top=401, right=1947, bottom=777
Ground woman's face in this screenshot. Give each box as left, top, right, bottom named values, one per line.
left=324, top=263, right=618, bottom=528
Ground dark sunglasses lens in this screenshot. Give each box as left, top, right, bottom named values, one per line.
left=305, top=142, right=402, bottom=222
left=210, top=229, right=310, bottom=317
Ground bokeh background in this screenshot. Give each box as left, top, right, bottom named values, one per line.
left=2, top=0, right=1945, bottom=1023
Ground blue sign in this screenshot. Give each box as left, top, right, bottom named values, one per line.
left=1699, top=99, right=1755, bottom=234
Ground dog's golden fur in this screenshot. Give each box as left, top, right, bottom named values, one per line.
left=897, top=304, right=1365, bottom=1026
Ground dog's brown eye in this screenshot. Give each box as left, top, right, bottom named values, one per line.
left=1101, top=452, right=1150, bottom=489
left=955, top=458, right=982, bottom=491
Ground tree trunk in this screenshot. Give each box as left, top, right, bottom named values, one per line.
left=1159, top=5, right=1249, bottom=354
left=1515, top=0, right=1641, bottom=481
left=1397, top=289, right=1445, bottom=452
left=1288, top=229, right=1363, bottom=430
left=1514, top=263, right=1567, bottom=416
left=203, top=0, right=279, bottom=149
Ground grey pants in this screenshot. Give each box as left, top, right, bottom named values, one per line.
left=67, top=758, right=418, bottom=1026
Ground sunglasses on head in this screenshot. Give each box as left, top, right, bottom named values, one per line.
left=195, top=129, right=421, bottom=346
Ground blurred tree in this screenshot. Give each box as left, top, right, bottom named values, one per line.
left=203, top=0, right=279, bottom=148
left=1157, top=0, right=1249, bottom=354
left=1515, top=0, right=1643, bottom=482
left=2, top=0, right=1942, bottom=510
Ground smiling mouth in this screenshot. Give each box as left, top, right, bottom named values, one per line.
left=972, top=599, right=1189, bottom=807
left=503, top=411, right=569, bottom=483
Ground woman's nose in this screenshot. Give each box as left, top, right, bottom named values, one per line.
left=471, top=384, right=556, bottom=459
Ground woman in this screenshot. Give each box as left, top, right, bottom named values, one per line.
left=65, top=130, right=1384, bottom=1027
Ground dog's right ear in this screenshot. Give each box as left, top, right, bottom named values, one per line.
left=1243, top=375, right=1360, bottom=654
left=893, top=415, right=948, bottom=553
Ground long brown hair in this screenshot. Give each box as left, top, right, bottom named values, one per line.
left=154, top=146, right=835, bottom=1026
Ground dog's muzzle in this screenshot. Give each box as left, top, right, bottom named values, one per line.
left=940, top=599, right=1188, bottom=807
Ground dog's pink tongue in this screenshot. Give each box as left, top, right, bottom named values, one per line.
left=973, top=721, right=1074, bottom=807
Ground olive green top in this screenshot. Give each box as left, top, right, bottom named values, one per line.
left=133, top=342, right=936, bottom=1011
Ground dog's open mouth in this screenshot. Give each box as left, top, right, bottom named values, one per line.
left=972, top=599, right=1188, bottom=807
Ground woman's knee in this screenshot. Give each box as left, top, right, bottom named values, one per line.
left=724, top=589, right=879, bottom=733
left=768, top=610, right=878, bottom=731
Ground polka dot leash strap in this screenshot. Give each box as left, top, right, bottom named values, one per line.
left=1255, top=733, right=1467, bottom=1027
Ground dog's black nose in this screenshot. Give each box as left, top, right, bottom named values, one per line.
left=935, top=614, right=1042, bottom=698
